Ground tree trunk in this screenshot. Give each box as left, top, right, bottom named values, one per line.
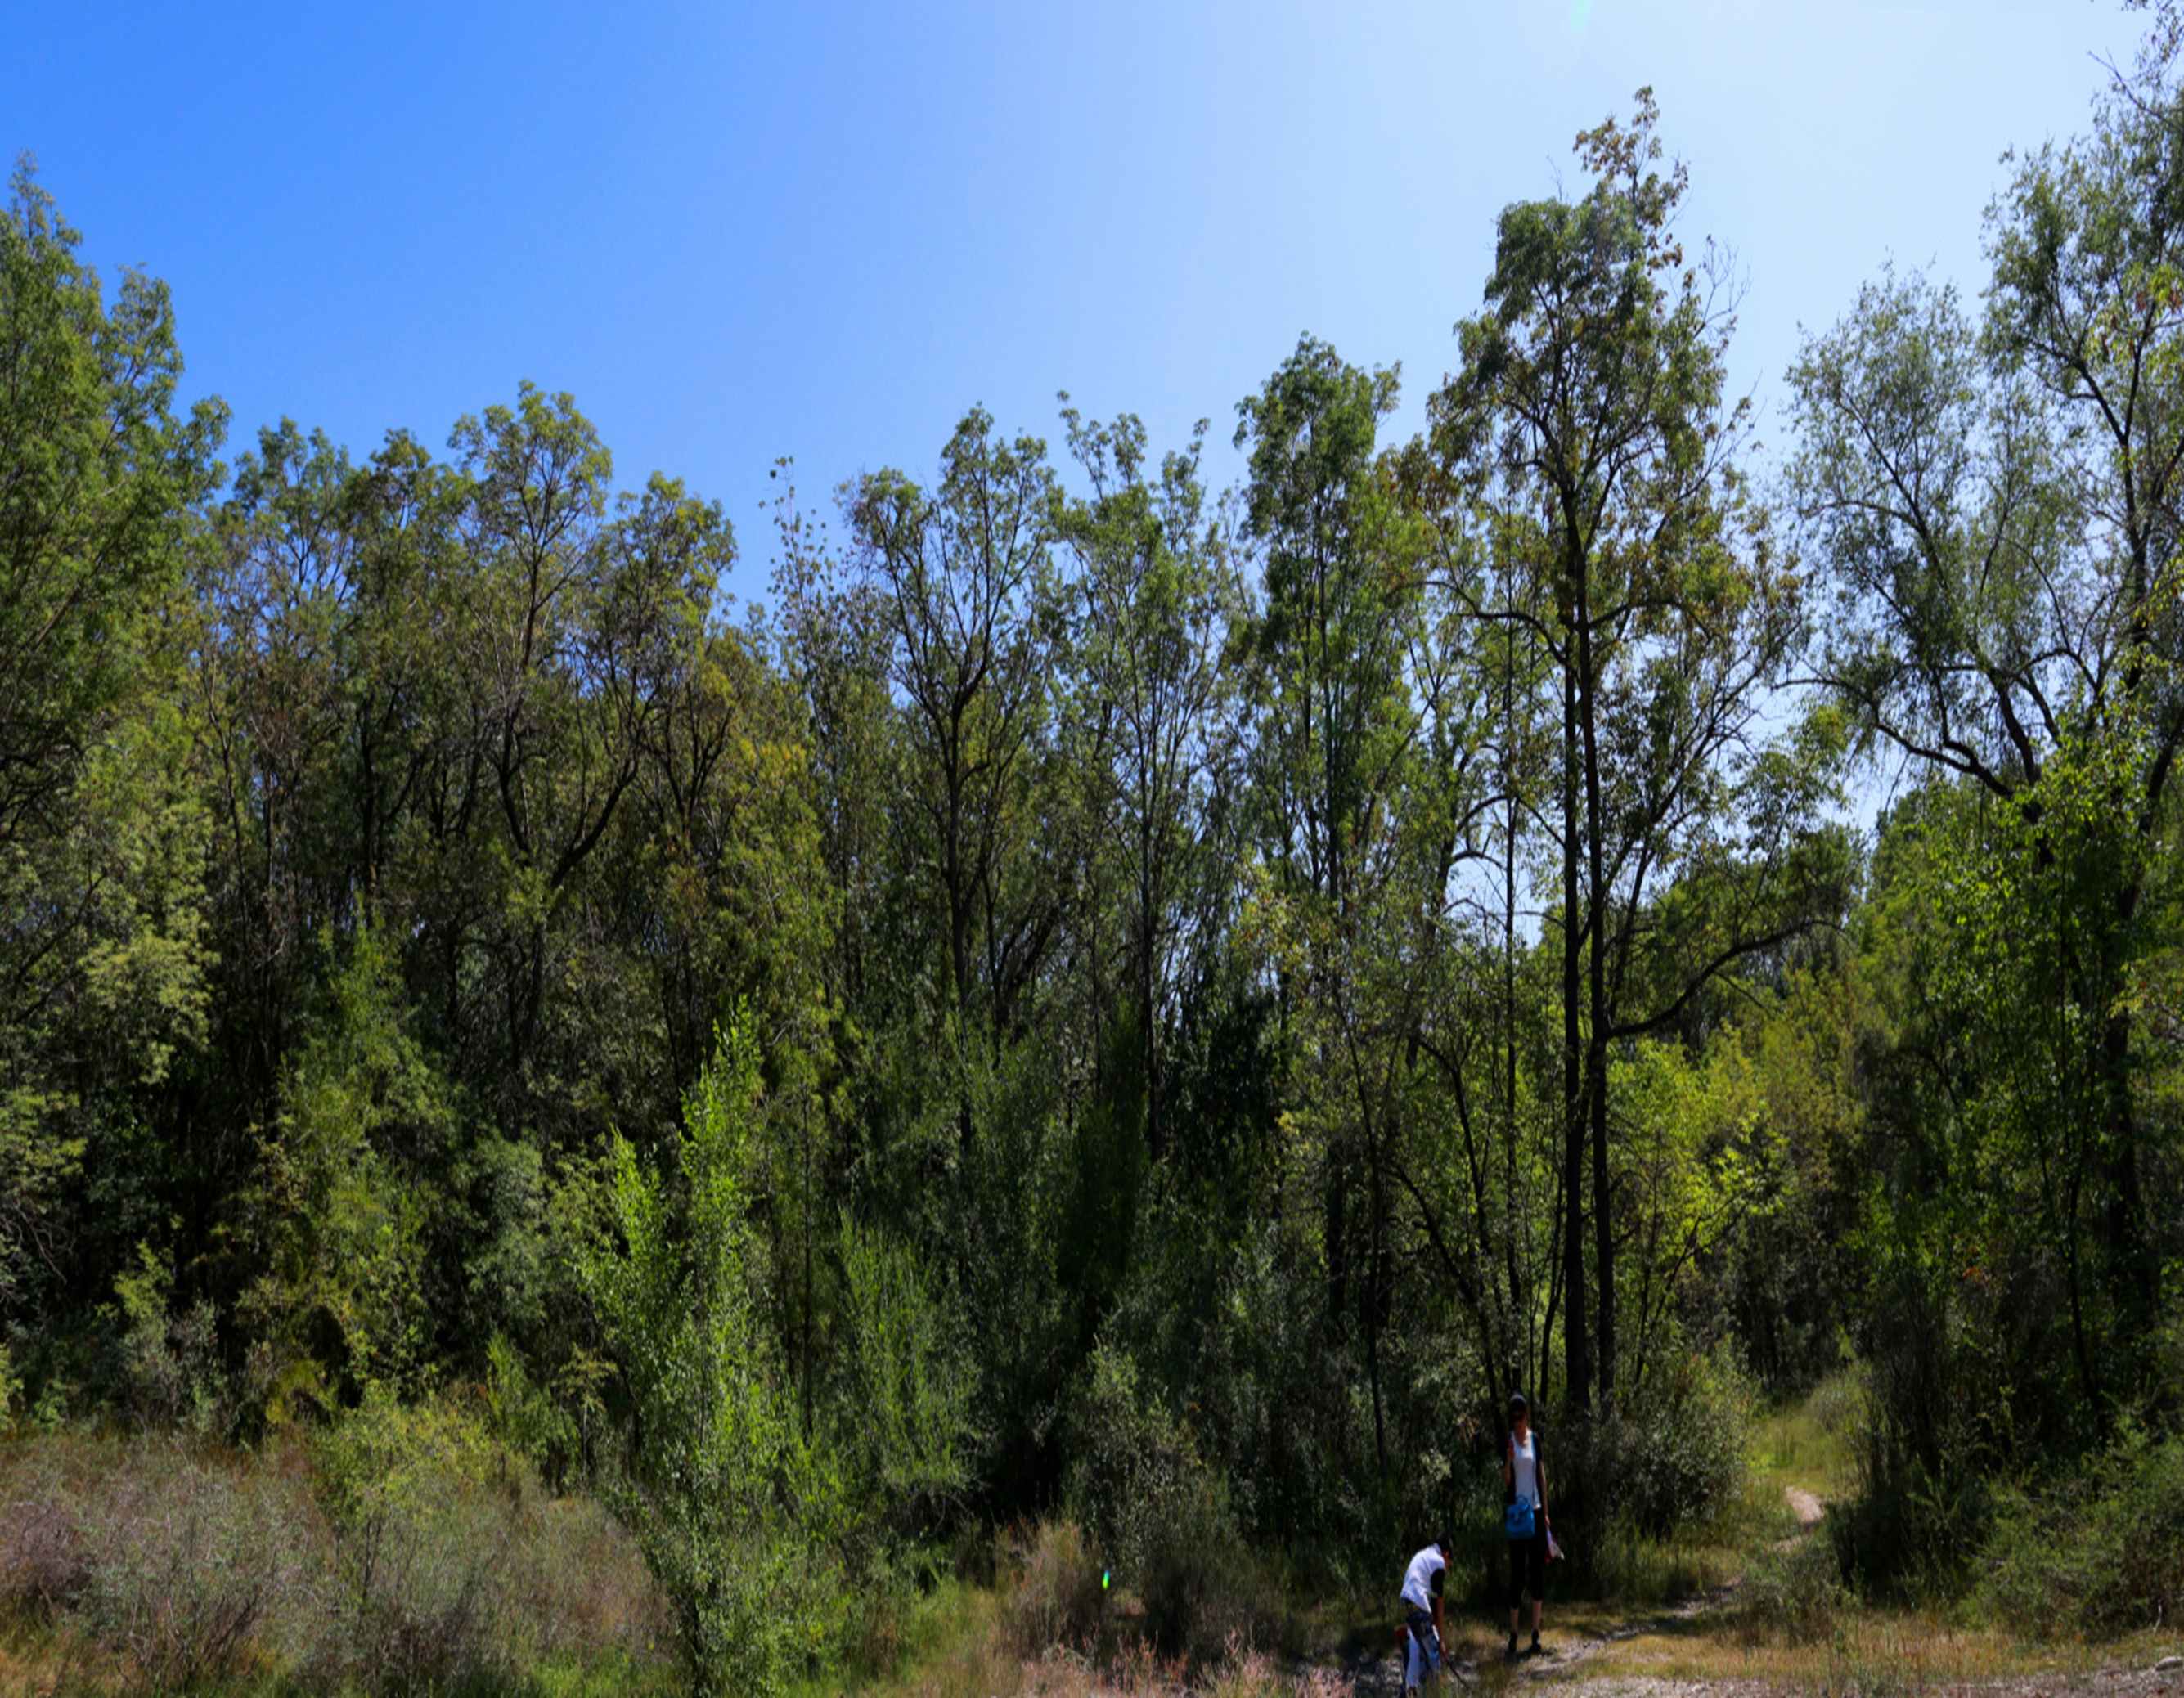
left=1575, top=564, right=1615, bottom=1410
left=1560, top=651, right=1591, bottom=1414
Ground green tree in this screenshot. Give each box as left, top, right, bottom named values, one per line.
left=0, top=162, right=222, bottom=1318
left=1789, top=9, right=2184, bottom=1405
left=1430, top=96, right=1836, bottom=1411
left=1233, top=335, right=1421, bottom=1484
left=577, top=1012, right=830, bottom=1695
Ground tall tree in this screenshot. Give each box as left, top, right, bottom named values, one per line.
left=0, top=162, right=223, bottom=1312
left=1234, top=335, right=1418, bottom=1473
left=849, top=411, right=1062, bottom=1058
left=1431, top=97, right=1832, bottom=1410
left=1789, top=11, right=2184, bottom=1400
left=1055, top=404, right=1238, bottom=1160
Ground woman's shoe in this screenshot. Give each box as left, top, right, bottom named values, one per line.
left=1528, top=1634, right=1544, bottom=1656
left=1504, top=1633, right=1519, bottom=1660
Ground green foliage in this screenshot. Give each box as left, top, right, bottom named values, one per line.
left=312, top=1389, right=528, bottom=1692
left=1828, top=1259, right=2001, bottom=1597
left=483, top=1332, right=586, bottom=1493
left=244, top=925, right=450, bottom=1417
left=6, top=15, right=2184, bottom=1687
left=111, top=1242, right=227, bottom=1434
left=1557, top=1346, right=1758, bottom=1561
left=1064, top=1341, right=1257, bottom=1658
left=0, top=159, right=219, bottom=1321
left=577, top=1011, right=835, bottom=1696
left=827, top=1214, right=976, bottom=1561
left=1978, top=1424, right=2184, bottom=1637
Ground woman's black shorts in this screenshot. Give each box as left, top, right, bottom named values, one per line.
left=1508, top=1526, right=1547, bottom=1606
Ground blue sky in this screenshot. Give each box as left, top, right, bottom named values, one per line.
left=8, top=1, right=2138, bottom=605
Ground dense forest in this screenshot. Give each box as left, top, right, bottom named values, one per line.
left=4, top=8, right=2183, bottom=1695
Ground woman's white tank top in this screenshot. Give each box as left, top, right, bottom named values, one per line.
left=1511, top=1429, right=1539, bottom=1506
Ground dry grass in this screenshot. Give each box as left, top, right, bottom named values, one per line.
left=0, top=1424, right=672, bottom=1696
left=1578, top=1609, right=2183, bottom=1690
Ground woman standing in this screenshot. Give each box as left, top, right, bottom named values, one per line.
left=1503, top=1391, right=1551, bottom=1659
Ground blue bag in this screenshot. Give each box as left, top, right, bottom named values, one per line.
left=1504, top=1495, right=1535, bottom=1540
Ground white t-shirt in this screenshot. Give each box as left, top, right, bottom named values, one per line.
left=1401, top=1543, right=1446, bottom=1611
left=1510, top=1428, right=1539, bottom=1507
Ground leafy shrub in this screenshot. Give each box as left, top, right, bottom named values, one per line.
left=112, top=1244, right=228, bottom=1435
left=0, top=1422, right=668, bottom=1693
left=1063, top=1341, right=1265, bottom=1660
left=1805, top=1362, right=1868, bottom=1444
left=1828, top=1294, right=1997, bottom=1598
left=1546, top=1345, right=1758, bottom=1581
left=311, top=1388, right=517, bottom=1693
left=1000, top=1520, right=1105, bottom=1657
left=576, top=1015, right=838, bottom=1696
left=483, top=1331, right=585, bottom=1491
left=1978, top=1424, right=2184, bottom=1637
left=1067, top=1342, right=1201, bottom=1588
left=1737, top=1531, right=1849, bottom=1642
left=825, top=1215, right=976, bottom=1569
left=1602, top=1348, right=1757, bottom=1536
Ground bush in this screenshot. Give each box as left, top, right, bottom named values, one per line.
left=483, top=1332, right=585, bottom=1492
left=311, top=1388, right=519, bottom=1692
left=1000, top=1520, right=1106, bottom=1657
left=77, top=1443, right=321, bottom=1691
left=576, top=1017, right=838, bottom=1696
left=1978, top=1424, right=2184, bottom=1637
left=1602, top=1348, right=1757, bottom=1536
left=0, top=1448, right=90, bottom=1614
left=1543, top=1345, right=1758, bottom=1586
left=1829, top=1263, right=2003, bottom=1597
left=0, top=1421, right=669, bottom=1694
left=113, top=1244, right=230, bottom=1435
left=1805, top=1363, right=1867, bottom=1444
left=1063, top=1341, right=1265, bottom=1660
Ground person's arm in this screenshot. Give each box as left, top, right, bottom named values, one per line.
left=1538, top=1449, right=1548, bottom=1525
left=1431, top=1567, right=1446, bottom=1642
left=1503, top=1435, right=1514, bottom=1497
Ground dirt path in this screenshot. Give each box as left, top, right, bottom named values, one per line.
left=1278, top=1487, right=2183, bottom=1694
left=1288, top=1486, right=1822, bottom=1695
left=1485, top=1484, right=1820, bottom=1686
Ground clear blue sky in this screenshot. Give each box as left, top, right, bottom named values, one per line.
left=8, top=1, right=2137, bottom=604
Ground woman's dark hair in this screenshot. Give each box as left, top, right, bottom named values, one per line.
left=1508, top=1390, right=1530, bottom=1419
